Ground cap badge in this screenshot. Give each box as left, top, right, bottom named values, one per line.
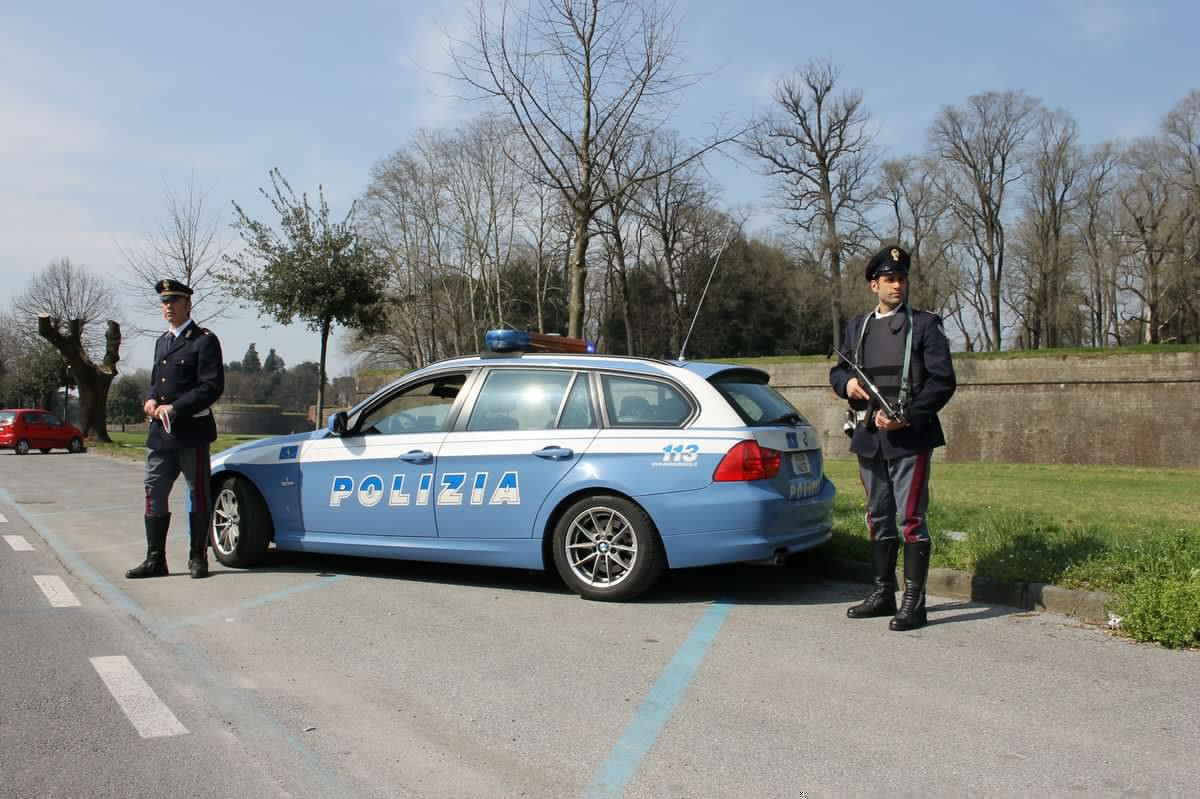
left=891, top=248, right=901, bottom=262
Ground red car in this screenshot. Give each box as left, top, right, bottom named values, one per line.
left=0, top=409, right=86, bottom=455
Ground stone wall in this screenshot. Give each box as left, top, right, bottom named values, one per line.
left=755, top=351, right=1200, bottom=469
left=211, top=403, right=309, bottom=436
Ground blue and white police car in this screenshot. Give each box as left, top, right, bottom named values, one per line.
left=208, top=331, right=835, bottom=601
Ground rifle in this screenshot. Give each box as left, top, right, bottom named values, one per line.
left=829, top=345, right=906, bottom=423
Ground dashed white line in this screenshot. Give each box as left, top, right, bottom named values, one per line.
left=89, top=656, right=189, bottom=738
left=33, top=575, right=81, bottom=607
left=0, top=512, right=8, bottom=523
left=4, top=534, right=33, bottom=551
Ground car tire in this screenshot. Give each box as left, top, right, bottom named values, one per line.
left=68, top=437, right=84, bottom=453
left=14, top=439, right=30, bottom=455
left=211, top=475, right=272, bottom=569
left=552, top=495, right=665, bottom=602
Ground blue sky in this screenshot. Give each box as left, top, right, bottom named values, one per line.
left=2, top=0, right=1196, bottom=376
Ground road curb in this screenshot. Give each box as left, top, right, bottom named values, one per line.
left=821, top=558, right=1114, bottom=625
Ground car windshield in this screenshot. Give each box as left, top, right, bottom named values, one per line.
left=709, top=370, right=807, bottom=427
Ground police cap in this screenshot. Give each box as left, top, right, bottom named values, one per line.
left=865, top=246, right=911, bottom=281
left=156, top=278, right=193, bottom=299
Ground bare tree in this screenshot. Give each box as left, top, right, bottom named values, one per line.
left=1115, top=137, right=1188, bottom=343
left=876, top=156, right=958, bottom=316
left=119, top=177, right=233, bottom=334
left=1075, top=142, right=1123, bottom=346
left=1011, top=108, right=1083, bottom=348
left=13, top=259, right=122, bottom=440
left=931, top=90, right=1040, bottom=350
left=452, top=0, right=730, bottom=339
left=743, top=59, right=876, bottom=348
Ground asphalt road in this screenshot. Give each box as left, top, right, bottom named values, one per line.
left=0, top=449, right=1195, bottom=798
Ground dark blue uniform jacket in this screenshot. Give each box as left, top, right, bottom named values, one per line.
left=829, top=306, right=956, bottom=460
left=145, top=322, right=224, bottom=450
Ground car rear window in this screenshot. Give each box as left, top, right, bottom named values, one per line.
left=0, top=412, right=13, bottom=425
left=709, top=370, right=807, bottom=427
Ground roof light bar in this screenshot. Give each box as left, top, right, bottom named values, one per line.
left=484, top=329, right=594, bottom=354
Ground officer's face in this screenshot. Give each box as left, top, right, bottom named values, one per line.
left=870, top=272, right=907, bottom=310
left=160, top=295, right=192, bottom=326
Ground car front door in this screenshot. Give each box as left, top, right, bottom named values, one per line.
left=40, top=413, right=67, bottom=449
left=298, top=372, right=470, bottom=537
left=435, top=368, right=599, bottom=540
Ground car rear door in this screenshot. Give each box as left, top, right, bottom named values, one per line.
left=298, top=372, right=469, bottom=537
left=434, top=367, right=599, bottom=539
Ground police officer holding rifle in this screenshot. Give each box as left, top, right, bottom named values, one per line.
left=829, top=246, right=956, bottom=630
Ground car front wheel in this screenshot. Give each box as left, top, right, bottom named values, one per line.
left=211, top=475, right=272, bottom=568
left=552, top=495, right=665, bottom=602
left=68, top=437, right=84, bottom=453
left=14, top=439, right=29, bottom=455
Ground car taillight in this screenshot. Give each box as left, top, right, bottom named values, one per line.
left=713, top=440, right=781, bottom=482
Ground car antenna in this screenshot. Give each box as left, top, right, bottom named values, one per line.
left=678, top=224, right=737, bottom=361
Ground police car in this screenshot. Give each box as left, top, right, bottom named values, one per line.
left=208, top=331, right=835, bottom=601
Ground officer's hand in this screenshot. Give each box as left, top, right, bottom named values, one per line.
left=874, top=411, right=909, bottom=431
left=846, top=378, right=870, bottom=401
left=143, top=399, right=158, bottom=417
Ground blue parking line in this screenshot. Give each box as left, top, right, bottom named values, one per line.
left=584, top=600, right=733, bottom=799
left=164, top=574, right=349, bottom=629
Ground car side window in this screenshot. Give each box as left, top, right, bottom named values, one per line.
left=558, top=374, right=597, bottom=429
left=601, top=375, right=692, bottom=427
left=43, top=414, right=62, bottom=427
left=467, top=369, right=573, bottom=432
left=357, top=374, right=466, bottom=436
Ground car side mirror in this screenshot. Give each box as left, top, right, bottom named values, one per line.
left=328, top=411, right=348, bottom=436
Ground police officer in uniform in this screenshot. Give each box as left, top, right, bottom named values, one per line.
left=126, top=279, right=225, bottom=580
left=829, top=246, right=956, bottom=630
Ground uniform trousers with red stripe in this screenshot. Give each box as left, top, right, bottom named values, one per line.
left=857, top=450, right=931, bottom=543
left=144, top=446, right=211, bottom=516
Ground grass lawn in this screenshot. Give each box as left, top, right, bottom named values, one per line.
left=90, top=431, right=269, bottom=460
left=84, top=433, right=1199, bottom=645
left=824, top=457, right=1200, bottom=647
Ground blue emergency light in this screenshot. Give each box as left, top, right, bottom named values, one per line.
left=484, top=329, right=595, bottom=354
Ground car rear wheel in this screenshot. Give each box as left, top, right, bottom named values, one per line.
left=14, top=439, right=30, bottom=455
left=211, top=475, right=272, bottom=568
left=68, top=437, right=84, bottom=453
left=552, top=495, right=665, bottom=602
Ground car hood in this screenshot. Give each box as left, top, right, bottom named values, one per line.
left=212, top=429, right=324, bottom=467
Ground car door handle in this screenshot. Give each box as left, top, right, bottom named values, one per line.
left=533, top=446, right=574, bottom=460
left=399, top=450, right=433, bottom=463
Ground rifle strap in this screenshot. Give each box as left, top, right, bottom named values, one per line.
left=854, top=304, right=914, bottom=411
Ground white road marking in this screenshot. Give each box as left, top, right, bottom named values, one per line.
left=33, top=575, right=81, bottom=607
left=0, top=512, right=8, bottom=522
left=4, top=534, right=33, bottom=551
left=89, top=656, right=189, bottom=738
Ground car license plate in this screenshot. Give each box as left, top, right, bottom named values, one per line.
left=791, top=452, right=811, bottom=475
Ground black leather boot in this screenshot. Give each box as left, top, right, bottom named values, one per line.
left=890, top=541, right=931, bottom=631
left=188, top=512, right=211, bottom=578
left=127, top=515, right=170, bottom=578
left=847, top=538, right=899, bottom=618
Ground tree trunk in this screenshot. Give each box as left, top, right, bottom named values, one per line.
left=37, top=315, right=120, bottom=442
left=316, top=317, right=331, bottom=430
left=567, top=211, right=590, bottom=339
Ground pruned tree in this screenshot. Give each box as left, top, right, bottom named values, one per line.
left=743, top=59, right=876, bottom=348
left=224, top=169, right=387, bottom=426
left=119, top=176, right=233, bottom=334
left=13, top=259, right=122, bottom=440
left=931, top=90, right=1040, bottom=350
left=452, top=0, right=731, bottom=338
